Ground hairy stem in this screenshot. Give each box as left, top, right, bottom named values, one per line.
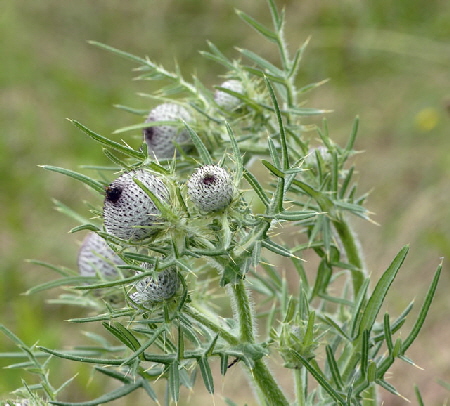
left=231, top=280, right=290, bottom=406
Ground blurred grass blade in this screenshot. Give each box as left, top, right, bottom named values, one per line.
left=358, top=246, right=409, bottom=335
left=401, top=261, right=442, bottom=353
left=40, top=165, right=105, bottom=194
left=69, top=119, right=144, bottom=159
left=49, top=380, right=142, bottom=406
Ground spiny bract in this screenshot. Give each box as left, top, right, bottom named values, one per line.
left=214, top=79, right=243, bottom=111
left=143, top=102, right=192, bottom=159
left=187, top=165, right=234, bottom=212
left=103, top=169, right=169, bottom=241
left=78, top=232, right=124, bottom=278
left=130, top=264, right=179, bottom=308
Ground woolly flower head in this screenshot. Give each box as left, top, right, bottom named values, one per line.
left=103, top=169, right=169, bottom=241
left=78, top=232, right=124, bottom=279
left=143, top=102, right=192, bottom=159
left=187, top=165, right=234, bottom=212
left=214, top=79, right=244, bottom=111
left=130, top=264, right=179, bottom=308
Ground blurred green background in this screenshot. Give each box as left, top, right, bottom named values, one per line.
left=1, top=0, right=449, bottom=404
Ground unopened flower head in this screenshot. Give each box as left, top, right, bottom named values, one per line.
left=143, top=102, right=192, bottom=159
left=130, top=264, right=179, bottom=308
left=103, top=169, right=169, bottom=241
left=214, top=79, right=244, bottom=111
left=187, top=165, right=234, bottom=212
left=78, top=232, right=124, bottom=279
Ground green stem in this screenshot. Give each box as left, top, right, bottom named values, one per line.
left=184, top=305, right=239, bottom=346
left=332, top=216, right=367, bottom=300
left=230, top=280, right=290, bottom=406
left=251, top=359, right=290, bottom=406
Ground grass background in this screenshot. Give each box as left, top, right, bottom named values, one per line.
left=1, top=0, right=450, bottom=404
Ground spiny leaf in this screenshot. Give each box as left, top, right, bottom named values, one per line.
left=40, top=165, right=105, bottom=194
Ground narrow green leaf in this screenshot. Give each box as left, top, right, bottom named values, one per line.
left=290, top=351, right=346, bottom=405
left=38, top=346, right=125, bottom=365
left=198, top=356, right=214, bottom=394
left=102, top=322, right=140, bottom=352
left=103, top=148, right=131, bottom=170
left=89, top=40, right=148, bottom=65
left=25, top=259, right=73, bottom=277
left=325, top=345, right=344, bottom=390
left=345, top=116, right=359, bottom=153
left=224, top=121, right=243, bottom=182
left=243, top=169, right=270, bottom=208
left=220, top=354, right=229, bottom=376
left=383, top=314, right=394, bottom=354
left=238, top=48, right=284, bottom=77
left=261, top=239, right=295, bottom=258
left=141, top=380, right=158, bottom=402
left=358, top=246, right=409, bottom=335
left=132, top=177, right=176, bottom=222
left=40, top=165, right=105, bottom=194
left=236, top=10, right=278, bottom=42
left=401, top=262, right=442, bottom=353
left=94, top=366, right=133, bottom=384
left=69, top=119, right=144, bottom=159
left=25, top=276, right=94, bottom=295
left=415, top=385, right=425, bottom=406
left=376, top=379, right=402, bottom=398
left=49, top=380, right=142, bottom=406
left=350, top=278, right=370, bottom=339
left=265, top=76, right=289, bottom=171
left=266, top=0, right=282, bottom=31
left=123, top=325, right=166, bottom=365
left=318, top=316, right=351, bottom=341
left=360, top=330, right=369, bottom=378
left=262, top=159, right=284, bottom=178
left=169, top=360, right=180, bottom=402
left=183, top=121, right=213, bottom=165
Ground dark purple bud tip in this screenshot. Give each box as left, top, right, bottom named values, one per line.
left=105, top=185, right=123, bottom=204
left=202, top=174, right=216, bottom=185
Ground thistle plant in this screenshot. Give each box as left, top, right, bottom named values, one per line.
left=1, top=1, right=443, bottom=405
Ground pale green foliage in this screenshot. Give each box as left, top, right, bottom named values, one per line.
left=0, top=0, right=442, bottom=405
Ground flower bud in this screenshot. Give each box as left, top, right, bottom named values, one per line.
left=130, top=264, right=179, bottom=308
left=187, top=165, right=234, bottom=212
left=103, top=169, right=169, bottom=241
left=78, top=232, right=124, bottom=278
left=214, top=79, right=243, bottom=111
left=143, top=103, right=192, bottom=159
